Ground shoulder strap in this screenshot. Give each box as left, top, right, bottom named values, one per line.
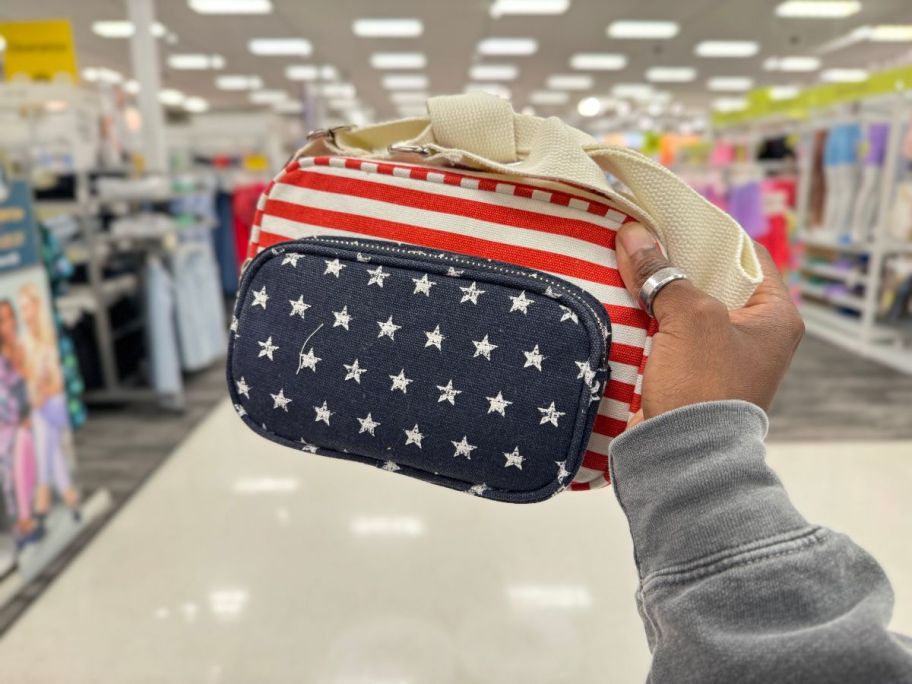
left=295, top=93, right=762, bottom=309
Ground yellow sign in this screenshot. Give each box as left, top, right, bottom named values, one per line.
left=0, top=19, right=78, bottom=82
left=243, top=154, right=270, bottom=172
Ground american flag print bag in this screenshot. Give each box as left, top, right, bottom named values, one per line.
left=229, top=93, right=763, bottom=498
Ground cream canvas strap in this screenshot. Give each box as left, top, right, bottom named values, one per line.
left=295, top=92, right=762, bottom=309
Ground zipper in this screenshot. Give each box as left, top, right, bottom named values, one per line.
left=291, top=236, right=612, bottom=351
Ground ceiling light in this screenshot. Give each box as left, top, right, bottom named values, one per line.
left=328, top=98, right=359, bottom=110
left=647, top=102, right=664, bottom=116
left=465, top=83, right=512, bottom=99
left=249, top=38, right=312, bottom=56
left=168, top=53, right=224, bottom=69
left=695, top=40, right=759, bottom=57
left=183, top=96, right=209, bottom=113
left=770, top=85, right=801, bottom=100
left=477, top=38, right=538, bottom=56
left=821, top=68, right=868, bottom=82
left=370, top=52, right=426, bottom=69
left=611, top=83, right=653, bottom=99
left=646, top=67, right=697, bottom=83
left=189, top=0, right=273, bottom=14
left=867, top=25, right=912, bottom=42
left=708, top=77, right=754, bottom=91
left=321, top=82, right=356, bottom=98
left=352, top=18, right=424, bottom=38
left=764, top=55, right=821, bottom=71
left=775, top=1, right=860, bottom=18
left=250, top=89, right=288, bottom=104
left=607, top=20, right=679, bottom=39
left=158, top=89, right=186, bottom=106
left=713, top=97, right=748, bottom=112
left=92, top=21, right=166, bottom=38
left=577, top=96, right=602, bottom=117
left=546, top=74, right=593, bottom=89
left=124, top=79, right=140, bottom=94
left=215, top=74, right=262, bottom=90
left=570, top=53, right=627, bottom=70
left=390, top=91, right=427, bottom=104
left=82, top=67, right=123, bottom=84
left=469, top=64, right=519, bottom=80
left=529, top=90, right=569, bottom=105
left=490, top=0, right=570, bottom=17
left=285, top=65, right=318, bottom=80
left=382, top=74, right=428, bottom=90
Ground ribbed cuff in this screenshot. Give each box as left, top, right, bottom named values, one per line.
left=609, top=401, right=808, bottom=578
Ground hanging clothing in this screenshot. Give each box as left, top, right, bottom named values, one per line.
left=171, top=243, right=227, bottom=372
left=232, top=183, right=266, bottom=269
left=212, top=190, right=239, bottom=296
left=727, top=181, right=767, bottom=239
left=144, top=258, right=183, bottom=397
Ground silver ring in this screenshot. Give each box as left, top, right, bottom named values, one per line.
left=638, top=267, right=688, bottom=318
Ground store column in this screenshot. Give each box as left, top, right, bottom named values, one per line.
left=126, top=0, right=168, bottom=173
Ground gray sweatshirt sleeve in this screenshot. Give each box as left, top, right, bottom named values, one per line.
left=608, top=400, right=912, bottom=684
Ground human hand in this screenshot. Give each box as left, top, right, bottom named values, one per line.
left=615, top=223, right=804, bottom=425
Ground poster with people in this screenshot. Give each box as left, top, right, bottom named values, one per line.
left=0, top=177, right=79, bottom=566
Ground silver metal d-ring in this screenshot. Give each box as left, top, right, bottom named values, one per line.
left=387, top=143, right=433, bottom=156
left=638, top=267, right=689, bottom=318
left=305, top=125, right=353, bottom=144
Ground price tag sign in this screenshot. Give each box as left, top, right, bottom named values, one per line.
left=0, top=19, right=78, bottom=82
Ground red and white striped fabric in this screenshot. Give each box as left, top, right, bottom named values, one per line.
left=245, top=155, right=659, bottom=490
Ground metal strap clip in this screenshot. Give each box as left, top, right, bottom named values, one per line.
left=305, top=125, right=354, bottom=145
left=387, top=143, right=433, bottom=156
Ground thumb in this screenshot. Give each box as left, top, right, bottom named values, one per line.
left=615, top=222, right=704, bottom=322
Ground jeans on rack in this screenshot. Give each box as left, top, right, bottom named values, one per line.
left=144, top=257, right=183, bottom=396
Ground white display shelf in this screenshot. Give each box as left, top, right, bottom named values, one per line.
left=799, top=283, right=866, bottom=312
left=800, top=262, right=869, bottom=286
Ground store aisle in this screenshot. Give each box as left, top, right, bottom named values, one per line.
left=0, top=402, right=910, bottom=684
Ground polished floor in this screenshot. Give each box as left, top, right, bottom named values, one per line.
left=0, top=398, right=910, bottom=683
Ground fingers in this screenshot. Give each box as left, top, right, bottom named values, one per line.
left=742, top=241, right=792, bottom=308
left=616, top=222, right=723, bottom=325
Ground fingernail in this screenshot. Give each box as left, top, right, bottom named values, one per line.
left=618, top=223, right=656, bottom=256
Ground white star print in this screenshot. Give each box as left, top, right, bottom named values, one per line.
left=389, top=369, right=413, bottom=393
left=403, top=424, right=425, bottom=448
left=377, top=316, right=402, bottom=341
left=251, top=286, right=269, bottom=309
left=467, top=483, right=489, bottom=496
left=559, top=305, right=579, bottom=324
left=472, top=334, right=498, bottom=360
left=297, top=347, right=321, bottom=373
left=508, top=290, right=535, bottom=314
left=356, top=252, right=371, bottom=263
left=332, top=306, right=353, bottom=330
left=257, top=336, right=279, bottom=360
left=523, top=345, right=546, bottom=371
left=459, top=281, right=486, bottom=305
left=281, top=253, right=303, bottom=268
left=288, top=295, right=311, bottom=319
left=486, top=391, right=513, bottom=416
left=235, top=377, right=251, bottom=398
left=556, top=460, right=570, bottom=482
left=436, top=380, right=462, bottom=405
left=451, top=436, right=477, bottom=459
left=300, top=438, right=318, bottom=453
left=366, top=265, right=391, bottom=287
left=575, top=361, right=596, bottom=386
left=538, top=401, right=566, bottom=427
left=323, top=258, right=346, bottom=277
left=381, top=460, right=400, bottom=472
left=343, top=359, right=367, bottom=384
left=270, top=388, right=292, bottom=411
left=412, top=273, right=437, bottom=296
left=233, top=403, right=246, bottom=418
left=544, top=286, right=561, bottom=299
left=424, top=325, right=445, bottom=350
left=504, top=447, right=525, bottom=469
left=230, top=316, right=239, bottom=333
left=357, top=412, right=381, bottom=436
left=313, top=401, right=333, bottom=426
left=446, top=266, right=464, bottom=277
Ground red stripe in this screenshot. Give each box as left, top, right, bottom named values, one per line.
left=595, top=414, right=628, bottom=437
left=582, top=450, right=609, bottom=472
left=312, top=156, right=627, bottom=219
left=281, top=168, right=619, bottom=249
left=609, top=341, right=647, bottom=367
left=263, top=200, right=628, bottom=288
left=604, top=380, right=635, bottom=404
left=570, top=481, right=593, bottom=491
